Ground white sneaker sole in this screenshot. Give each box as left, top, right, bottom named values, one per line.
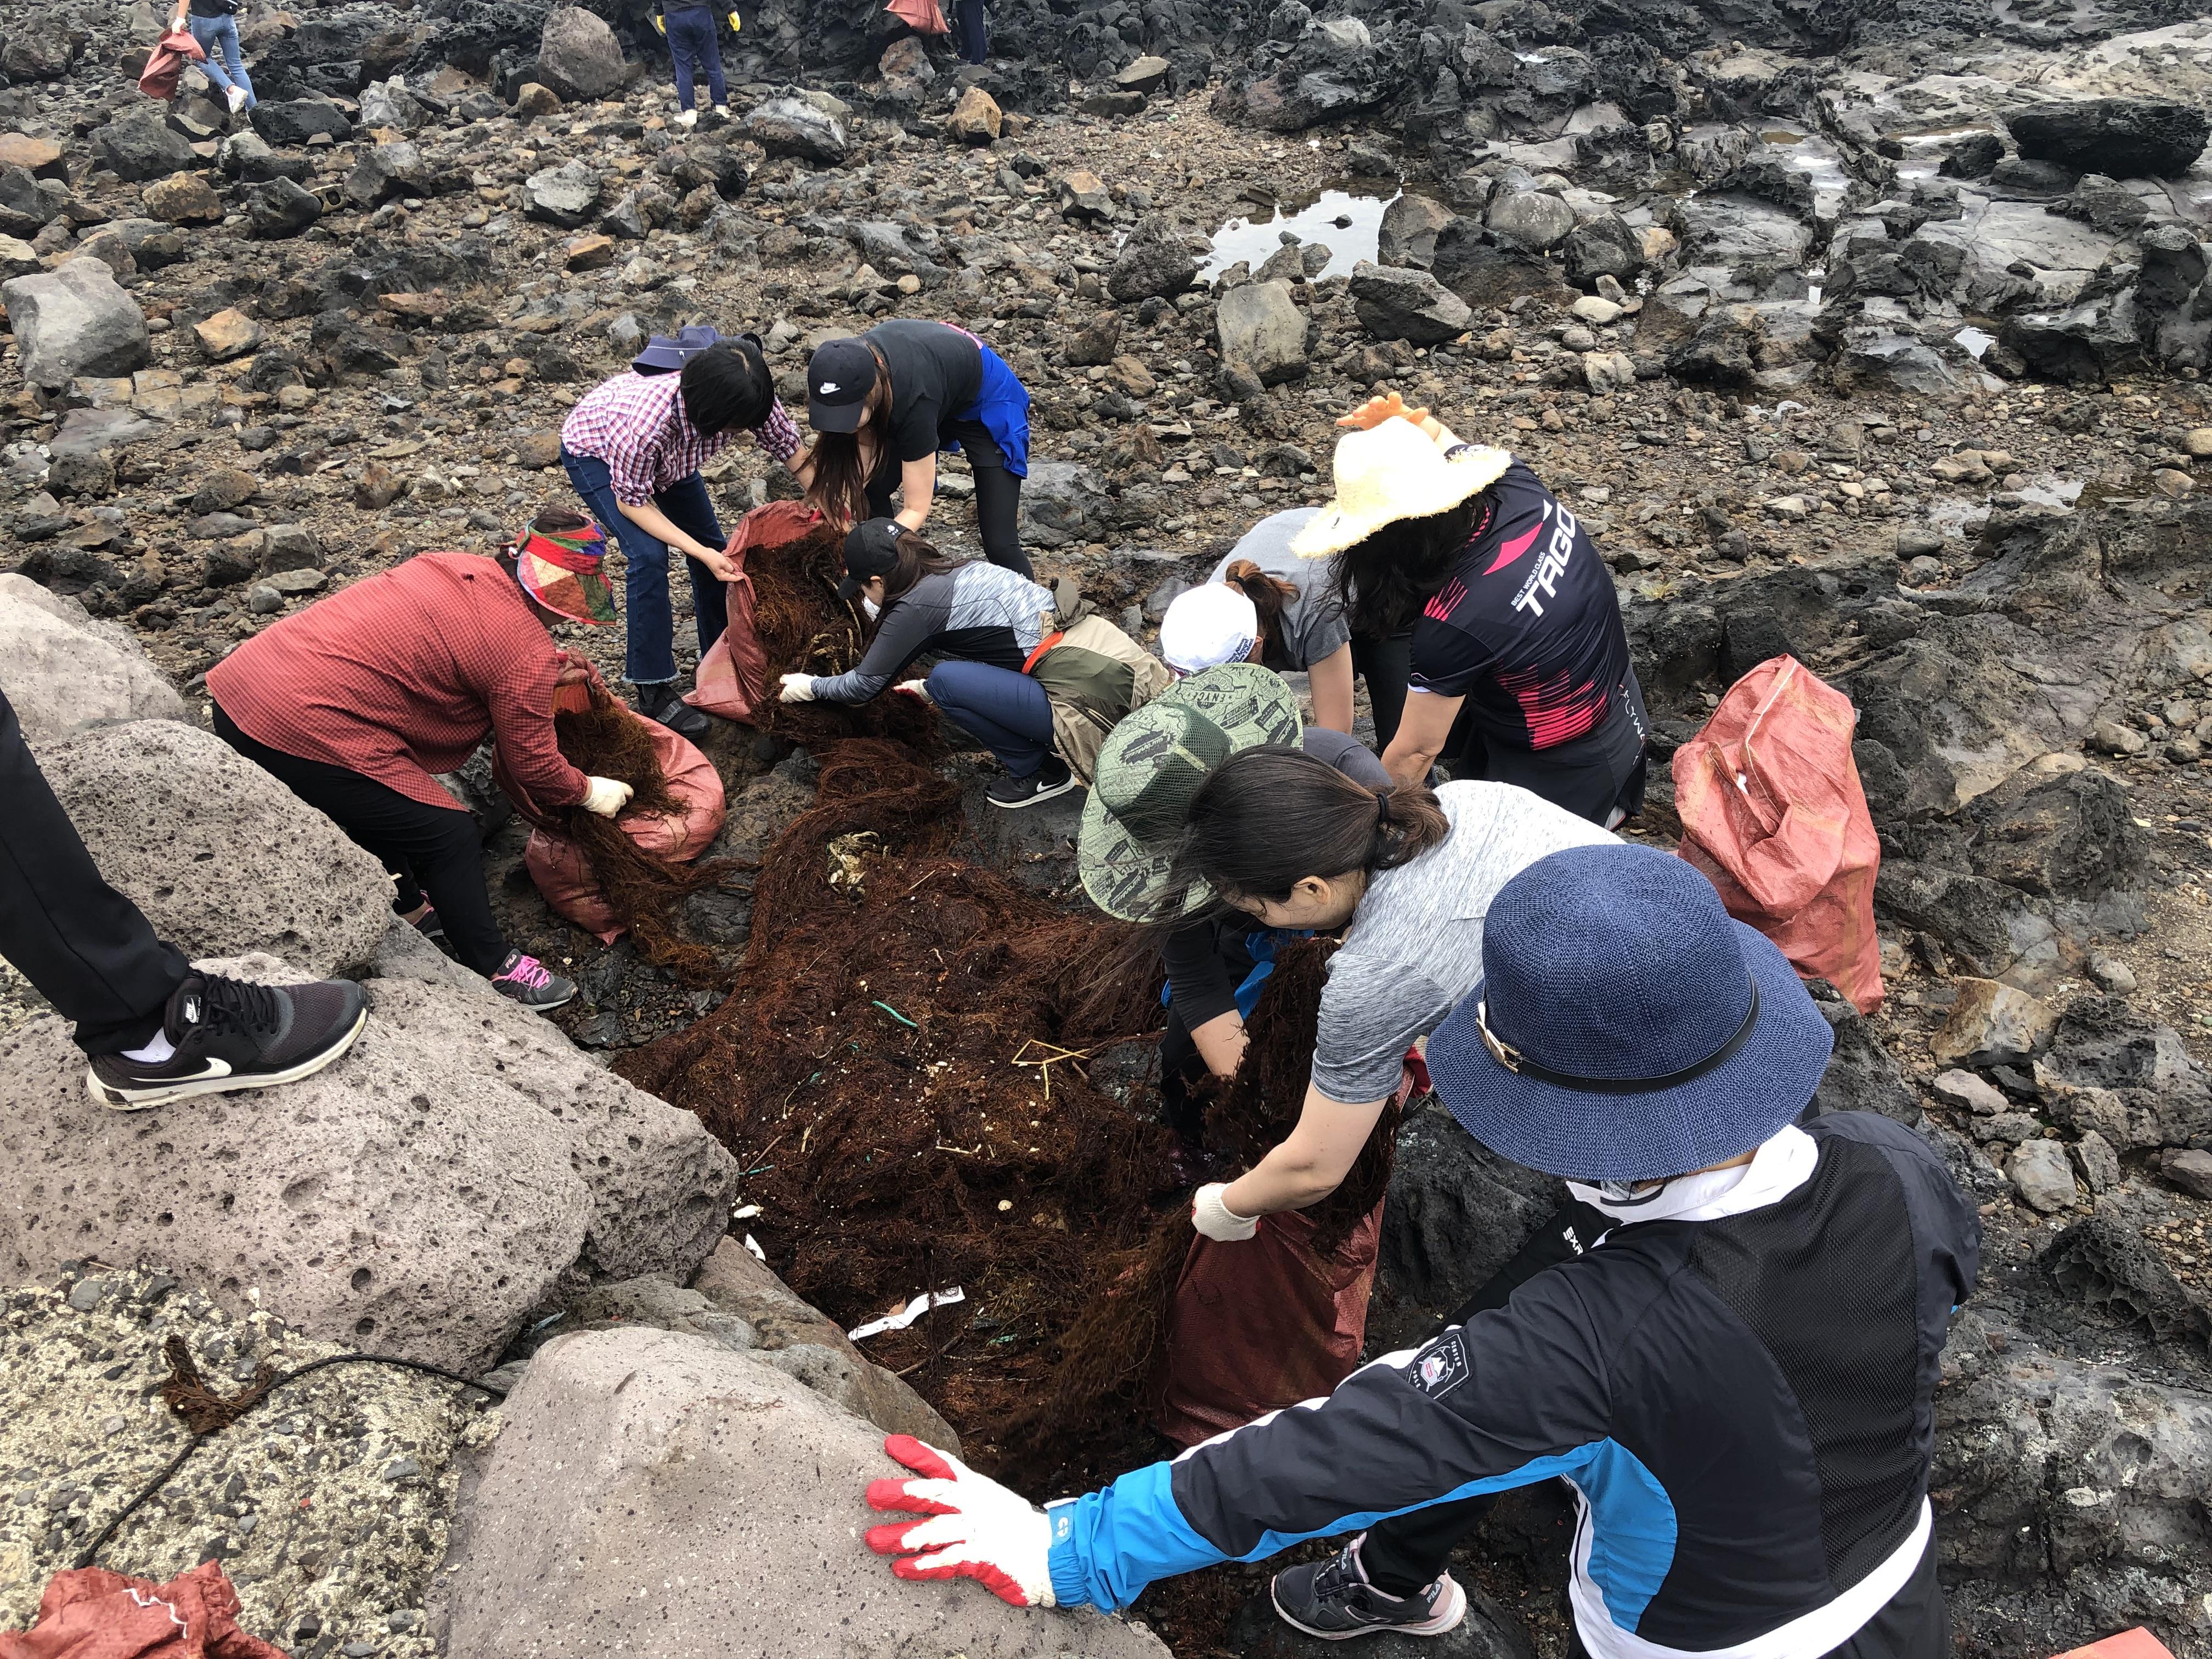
left=86, top=1005, right=368, bottom=1113
left=1271, top=1571, right=1468, bottom=1641
left=500, top=986, right=577, bottom=1015
left=986, top=772, right=1080, bottom=810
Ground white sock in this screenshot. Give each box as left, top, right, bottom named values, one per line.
left=122, top=1029, right=177, bottom=1064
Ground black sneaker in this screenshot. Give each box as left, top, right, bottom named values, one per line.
left=985, top=756, right=1077, bottom=810
left=489, top=949, right=577, bottom=1013
left=633, top=679, right=710, bottom=742
left=1271, top=1536, right=1468, bottom=1641
left=86, top=974, right=368, bottom=1113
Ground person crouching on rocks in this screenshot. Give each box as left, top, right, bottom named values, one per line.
left=862, top=845, right=1978, bottom=1659
left=1300, top=394, right=1648, bottom=826
left=1156, top=507, right=1359, bottom=733
left=792, top=320, right=1035, bottom=579
left=561, top=332, right=800, bottom=742
left=778, top=518, right=1168, bottom=810
left=205, top=512, right=640, bottom=1015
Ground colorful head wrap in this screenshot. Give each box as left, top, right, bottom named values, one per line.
left=515, top=522, right=616, bottom=626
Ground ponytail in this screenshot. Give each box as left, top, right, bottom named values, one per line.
left=1178, top=746, right=1449, bottom=909
left=1223, top=558, right=1299, bottom=665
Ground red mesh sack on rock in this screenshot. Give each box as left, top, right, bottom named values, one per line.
left=1154, top=1199, right=1385, bottom=1448
left=1673, top=654, right=1884, bottom=1013
left=685, top=501, right=827, bottom=724
left=0, top=1561, right=286, bottom=1659
left=137, top=28, right=206, bottom=101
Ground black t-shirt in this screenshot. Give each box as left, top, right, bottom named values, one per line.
left=188, top=0, right=241, bottom=15
left=867, top=319, right=985, bottom=465
left=1407, top=458, right=1632, bottom=752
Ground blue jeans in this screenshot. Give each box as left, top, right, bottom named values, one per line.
left=927, top=660, right=1054, bottom=777
left=956, top=0, right=988, bottom=63
left=560, top=449, right=728, bottom=687
left=188, top=14, right=254, bottom=106
left=664, top=5, right=726, bottom=111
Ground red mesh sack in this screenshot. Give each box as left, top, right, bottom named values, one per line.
left=1153, top=1198, right=1385, bottom=1448
left=1673, top=654, right=1884, bottom=1014
left=886, top=0, right=951, bottom=32
left=137, top=28, right=206, bottom=100
left=0, top=1561, right=286, bottom=1659
left=685, top=501, right=827, bottom=724
left=520, top=715, right=725, bottom=941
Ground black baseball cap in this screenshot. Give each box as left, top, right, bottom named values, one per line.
left=808, top=337, right=879, bottom=433
left=839, top=518, right=904, bottom=600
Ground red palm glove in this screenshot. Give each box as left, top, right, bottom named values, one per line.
left=864, top=1434, right=1057, bottom=1608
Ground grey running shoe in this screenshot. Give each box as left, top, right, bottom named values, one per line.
left=1271, top=1536, right=1468, bottom=1641
left=86, top=974, right=368, bottom=1112
left=490, top=950, right=577, bottom=1013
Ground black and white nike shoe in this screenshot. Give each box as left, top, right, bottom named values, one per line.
left=86, top=973, right=369, bottom=1113
left=985, top=755, right=1079, bottom=810
left=1271, top=1535, right=1469, bottom=1641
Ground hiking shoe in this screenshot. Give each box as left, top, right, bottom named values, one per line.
left=490, top=950, right=577, bottom=1014
left=986, top=756, right=1077, bottom=810
left=225, top=85, right=249, bottom=114
left=86, top=974, right=368, bottom=1113
left=633, top=679, right=711, bottom=742
left=674, top=107, right=699, bottom=128
left=712, top=104, right=730, bottom=120
left=1271, top=1536, right=1468, bottom=1641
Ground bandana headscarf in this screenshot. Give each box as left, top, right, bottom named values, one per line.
left=515, top=522, right=616, bottom=625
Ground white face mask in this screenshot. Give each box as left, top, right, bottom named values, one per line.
left=861, top=596, right=881, bottom=621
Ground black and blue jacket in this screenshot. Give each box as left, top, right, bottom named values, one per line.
left=1044, top=1114, right=1979, bottom=1659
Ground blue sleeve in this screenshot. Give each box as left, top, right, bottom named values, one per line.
left=1045, top=1462, right=1223, bottom=1612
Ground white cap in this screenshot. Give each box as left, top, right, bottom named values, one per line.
left=1160, top=582, right=1260, bottom=674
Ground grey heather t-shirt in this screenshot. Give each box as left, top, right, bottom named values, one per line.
left=1210, top=508, right=1352, bottom=673
left=1311, top=781, right=1617, bottom=1103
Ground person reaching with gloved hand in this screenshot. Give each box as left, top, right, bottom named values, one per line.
left=863, top=843, right=1980, bottom=1659
left=651, top=1, right=740, bottom=127
left=207, top=510, right=636, bottom=1014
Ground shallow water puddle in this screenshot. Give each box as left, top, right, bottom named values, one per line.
left=1200, top=187, right=1403, bottom=284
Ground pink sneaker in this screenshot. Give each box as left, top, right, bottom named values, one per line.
left=490, top=950, right=576, bottom=1013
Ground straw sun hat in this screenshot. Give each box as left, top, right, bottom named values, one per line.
left=1288, top=420, right=1514, bottom=561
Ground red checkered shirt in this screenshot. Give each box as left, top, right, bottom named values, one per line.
left=207, top=552, right=589, bottom=814
left=561, top=371, right=802, bottom=506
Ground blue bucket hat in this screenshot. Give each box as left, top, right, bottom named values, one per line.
left=1429, top=844, right=1834, bottom=1183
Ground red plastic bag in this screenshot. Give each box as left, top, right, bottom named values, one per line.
left=518, top=714, right=726, bottom=941
left=138, top=29, right=207, bottom=100
left=0, top=1561, right=287, bottom=1659
left=886, top=0, right=951, bottom=33
left=1154, top=1199, right=1385, bottom=1448
left=685, top=501, right=827, bottom=724
left=1673, top=654, right=1884, bottom=1014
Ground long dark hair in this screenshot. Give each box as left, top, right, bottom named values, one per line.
left=806, top=342, right=893, bottom=530
left=680, top=337, right=774, bottom=434
left=1180, top=746, right=1450, bottom=906
left=877, top=527, right=966, bottom=607
left=1222, top=558, right=1299, bottom=667
left=1329, top=496, right=1485, bottom=639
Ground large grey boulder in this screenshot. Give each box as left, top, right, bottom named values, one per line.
left=536, top=6, right=628, bottom=102
left=250, top=100, right=354, bottom=148
left=524, top=160, right=602, bottom=228
left=35, top=720, right=392, bottom=976
left=1674, top=193, right=1813, bottom=271
left=743, top=97, right=849, bottom=165
left=0, top=959, right=739, bottom=1375
left=1217, top=277, right=1309, bottom=386
left=1108, top=212, right=1199, bottom=302
left=440, top=1327, right=1173, bottom=1659
left=1018, top=459, right=1114, bottom=548
left=89, top=109, right=196, bottom=182
left=2007, top=98, right=2211, bottom=180
left=1349, top=261, right=1471, bottom=345
left=345, top=140, right=434, bottom=208
left=1485, top=189, right=1577, bottom=253
left=249, top=176, right=322, bottom=239
left=2, top=258, right=150, bottom=390
left=1376, top=193, right=1456, bottom=269
left=0, top=575, right=185, bottom=742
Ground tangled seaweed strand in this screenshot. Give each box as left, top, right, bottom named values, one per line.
left=547, top=683, right=743, bottom=984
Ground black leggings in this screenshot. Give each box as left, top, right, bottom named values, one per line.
left=0, top=688, right=187, bottom=1054
left=870, top=425, right=1032, bottom=579
left=212, top=704, right=512, bottom=977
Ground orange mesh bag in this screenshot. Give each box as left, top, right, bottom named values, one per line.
left=1672, top=654, right=1884, bottom=1014
left=0, top=1561, right=286, bottom=1659
left=686, top=501, right=828, bottom=724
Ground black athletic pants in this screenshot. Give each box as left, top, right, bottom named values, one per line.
left=212, top=703, right=512, bottom=977
left=868, top=425, right=1032, bottom=580
left=0, top=689, right=188, bottom=1056
left=1358, top=1203, right=1952, bottom=1659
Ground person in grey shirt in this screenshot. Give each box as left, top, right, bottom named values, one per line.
left=1165, top=746, right=1615, bottom=1242
left=1158, top=509, right=1359, bottom=732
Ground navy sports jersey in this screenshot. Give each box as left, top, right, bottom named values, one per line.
left=1409, top=458, right=1633, bottom=752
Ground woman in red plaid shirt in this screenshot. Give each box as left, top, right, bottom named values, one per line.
left=561, top=332, right=799, bottom=739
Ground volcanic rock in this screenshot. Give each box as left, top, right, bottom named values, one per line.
left=2007, top=98, right=2211, bottom=180
left=1217, top=277, right=1308, bottom=386
left=743, top=97, right=849, bottom=165
left=0, top=577, right=185, bottom=744
left=89, top=109, right=196, bottom=182
left=1107, top=212, right=1199, bottom=302
left=1, top=258, right=150, bottom=391
left=535, top=5, right=628, bottom=103
left=1350, top=261, right=1470, bottom=345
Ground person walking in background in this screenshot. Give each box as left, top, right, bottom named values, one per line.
left=652, top=1, right=738, bottom=128
left=168, top=0, right=253, bottom=114
left=955, top=0, right=988, bottom=64
left=0, top=688, right=365, bottom=1112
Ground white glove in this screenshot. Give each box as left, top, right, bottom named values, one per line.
left=894, top=679, right=933, bottom=702
left=865, top=1435, right=1056, bottom=1608
left=580, top=776, right=634, bottom=817
left=1192, top=1182, right=1260, bottom=1242
left=778, top=673, right=817, bottom=703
